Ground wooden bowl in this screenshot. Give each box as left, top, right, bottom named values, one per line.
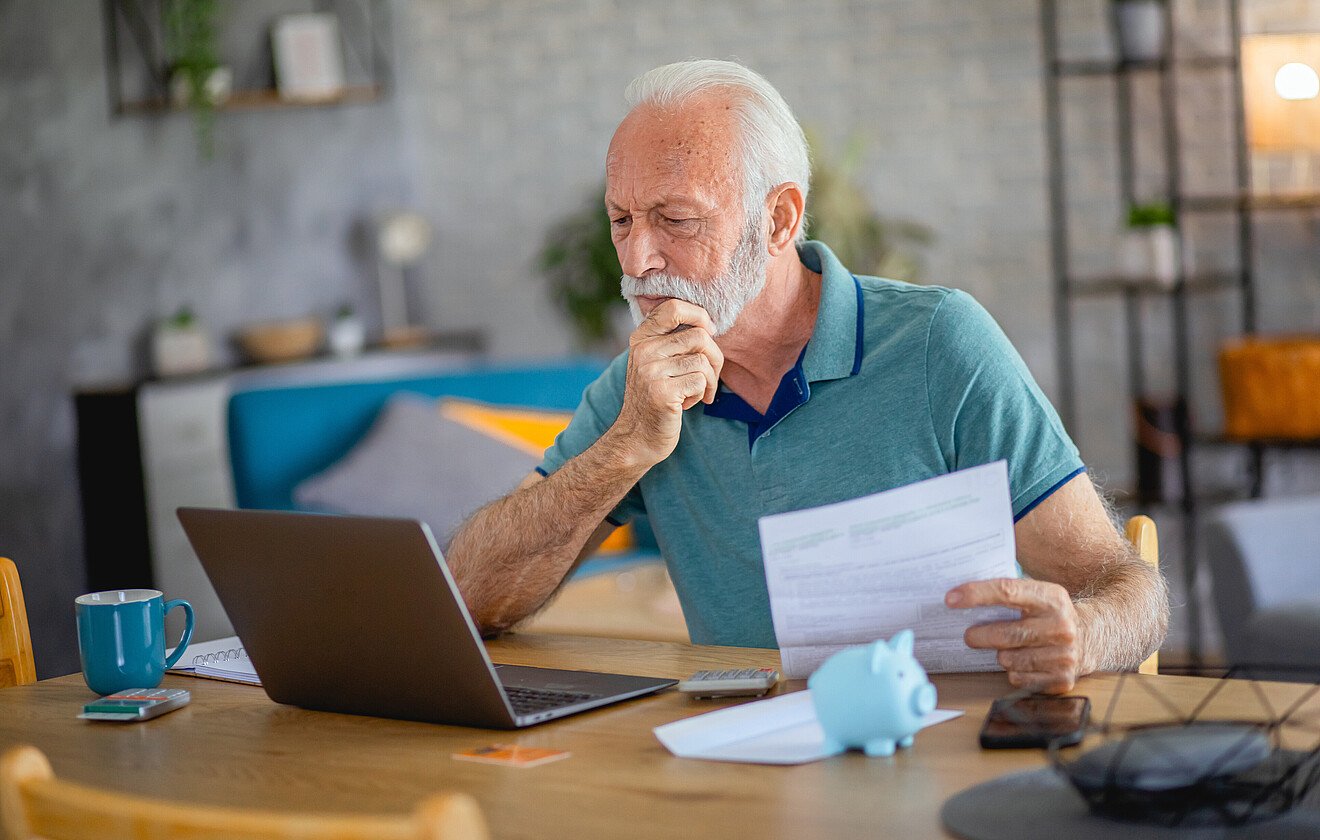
left=235, top=318, right=324, bottom=364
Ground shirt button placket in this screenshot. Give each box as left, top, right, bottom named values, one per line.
left=753, top=430, right=792, bottom=514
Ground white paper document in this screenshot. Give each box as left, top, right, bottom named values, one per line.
left=653, top=690, right=963, bottom=765
left=759, top=461, right=1020, bottom=679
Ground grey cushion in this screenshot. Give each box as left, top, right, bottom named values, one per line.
left=294, top=396, right=538, bottom=547
left=1204, top=494, right=1320, bottom=670
left=1239, top=599, right=1320, bottom=675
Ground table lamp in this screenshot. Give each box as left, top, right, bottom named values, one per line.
left=1242, top=32, right=1320, bottom=194
left=375, top=211, right=432, bottom=347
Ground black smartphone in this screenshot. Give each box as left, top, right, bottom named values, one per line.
left=978, top=694, right=1090, bottom=749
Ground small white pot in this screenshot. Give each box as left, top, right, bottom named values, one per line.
left=328, top=316, right=367, bottom=357
left=170, top=66, right=234, bottom=107
left=152, top=326, right=212, bottom=377
left=1148, top=225, right=1179, bottom=284
left=1116, top=0, right=1167, bottom=62
left=1121, top=226, right=1180, bottom=285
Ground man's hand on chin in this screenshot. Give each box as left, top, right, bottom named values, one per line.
left=945, top=578, right=1090, bottom=694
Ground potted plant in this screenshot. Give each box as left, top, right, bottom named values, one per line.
left=537, top=132, right=932, bottom=351
left=1114, top=0, right=1168, bottom=63
left=802, top=129, right=932, bottom=282
left=327, top=304, right=367, bottom=358
left=1121, top=202, right=1179, bottom=285
left=537, top=197, right=627, bottom=352
left=151, top=305, right=213, bottom=377
left=163, top=0, right=228, bottom=158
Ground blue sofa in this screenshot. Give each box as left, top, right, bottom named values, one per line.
left=225, top=358, right=658, bottom=575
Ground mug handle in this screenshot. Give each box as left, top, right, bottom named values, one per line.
left=162, top=599, right=196, bottom=670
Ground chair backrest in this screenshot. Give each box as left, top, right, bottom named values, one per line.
left=1203, top=494, right=1320, bottom=665
left=1124, top=516, right=1160, bottom=676
left=0, top=558, right=36, bottom=688
left=0, top=745, right=487, bottom=840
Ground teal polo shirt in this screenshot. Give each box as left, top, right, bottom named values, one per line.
left=537, top=240, right=1084, bottom=648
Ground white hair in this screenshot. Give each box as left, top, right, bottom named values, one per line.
left=624, top=59, right=811, bottom=244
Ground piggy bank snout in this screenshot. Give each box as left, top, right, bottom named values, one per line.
left=911, top=682, right=936, bottom=717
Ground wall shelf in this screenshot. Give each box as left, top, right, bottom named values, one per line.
left=1182, top=192, right=1320, bottom=212
left=102, top=0, right=392, bottom=119
left=1068, top=272, right=1243, bottom=298
left=116, top=84, right=386, bottom=116
left=1054, top=54, right=1237, bottom=76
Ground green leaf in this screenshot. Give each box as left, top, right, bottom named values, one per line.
left=1127, top=202, right=1176, bottom=227
left=802, top=127, right=932, bottom=281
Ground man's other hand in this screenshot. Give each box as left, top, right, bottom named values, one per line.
left=609, top=299, right=724, bottom=468
left=945, top=578, right=1087, bottom=694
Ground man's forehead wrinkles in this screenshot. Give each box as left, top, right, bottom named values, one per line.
left=604, top=96, right=742, bottom=223
left=607, top=151, right=727, bottom=194
left=659, top=150, right=690, bottom=174
left=605, top=194, right=710, bottom=212
left=609, top=143, right=693, bottom=171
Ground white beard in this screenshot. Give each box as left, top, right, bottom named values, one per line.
left=620, top=220, right=769, bottom=337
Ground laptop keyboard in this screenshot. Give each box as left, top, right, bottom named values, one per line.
left=503, top=686, right=600, bottom=716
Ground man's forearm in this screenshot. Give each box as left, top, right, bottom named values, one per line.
left=1074, top=559, right=1169, bottom=673
left=446, top=431, right=647, bottom=634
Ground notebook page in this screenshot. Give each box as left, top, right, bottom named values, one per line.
left=167, top=636, right=262, bottom=685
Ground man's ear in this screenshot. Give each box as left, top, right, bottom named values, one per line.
left=766, top=182, right=805, bottom=256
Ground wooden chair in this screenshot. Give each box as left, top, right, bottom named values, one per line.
left=0, top=558, right=36, bottom=688
left=1125, top=516, right=1160, bottom=676
left=0, top=745, right=488, bottom=840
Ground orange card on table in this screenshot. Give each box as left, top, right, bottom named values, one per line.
left=452, top=744, right=571, bottom=768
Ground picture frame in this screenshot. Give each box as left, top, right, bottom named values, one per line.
left=272, top=13, right=346, bottom=102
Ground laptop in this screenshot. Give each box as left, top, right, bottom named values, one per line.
left=176, top=507, right=677, bottom=728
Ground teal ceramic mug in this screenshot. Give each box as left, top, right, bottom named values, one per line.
left=75, top=589, right=194, bottom=696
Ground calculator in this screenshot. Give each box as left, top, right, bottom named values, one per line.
left=676, top=668, right=780, bottom=698
left=79, top=688, right=191, bottom=722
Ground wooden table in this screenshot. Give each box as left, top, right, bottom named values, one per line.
left=0, top=634, right=1308, bottom=839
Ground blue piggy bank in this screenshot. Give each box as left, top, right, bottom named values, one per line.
left=808, top=629, right=937, bottom=757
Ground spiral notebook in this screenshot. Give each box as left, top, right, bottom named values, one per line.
left=166, top=636, right=262, bottom=686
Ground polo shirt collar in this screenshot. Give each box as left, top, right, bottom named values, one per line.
left=798, top=240, right=865, bottom=383
left=702, top=241, right=865, bottom=442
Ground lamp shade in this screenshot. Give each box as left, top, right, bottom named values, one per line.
left=1243, top=33, right=1320, bottom=151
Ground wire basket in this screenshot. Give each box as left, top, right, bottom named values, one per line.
left=992, top=668, right=1320, bottom=828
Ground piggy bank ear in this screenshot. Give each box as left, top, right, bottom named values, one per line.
left=888, top=629, right=915, bottom=656
left=869, top=640, right=890, bottom=673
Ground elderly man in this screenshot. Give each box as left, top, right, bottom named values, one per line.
left=448, top=59, right=1168, bottom=693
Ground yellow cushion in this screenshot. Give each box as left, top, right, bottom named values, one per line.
left=437, top=399, right=635, bottom=553
left=439, top=400, right=572, bottom=456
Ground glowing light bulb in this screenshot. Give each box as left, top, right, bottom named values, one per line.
left=1275, top=62, right=1320, bottom=100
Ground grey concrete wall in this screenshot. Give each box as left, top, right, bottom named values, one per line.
left=1, top=1, right=418, bottom=677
